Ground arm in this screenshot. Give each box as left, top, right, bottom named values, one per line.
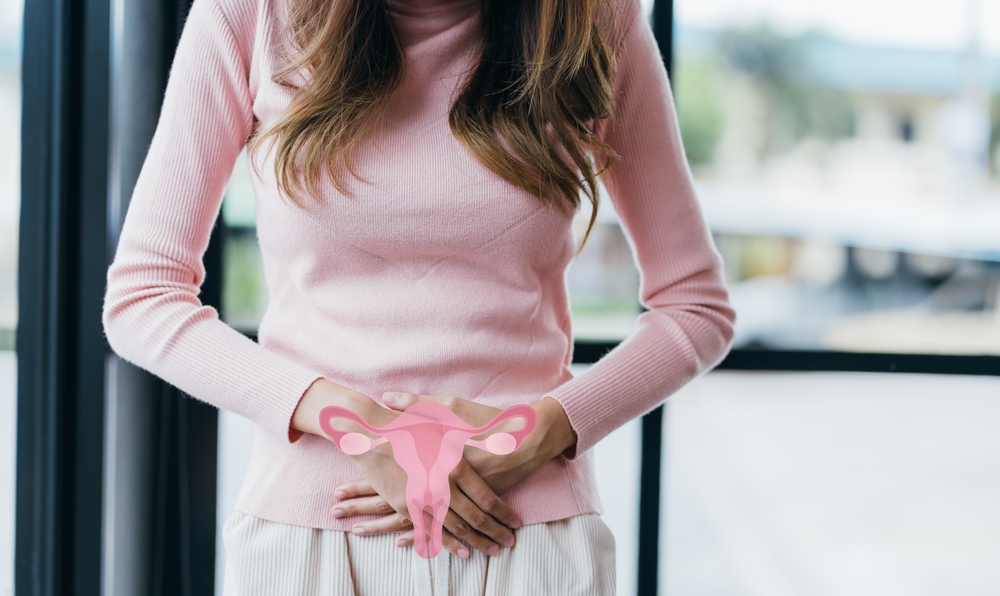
left=547, top=0, right=737, bottom=459
left=102, top=0, right=331, bottom=442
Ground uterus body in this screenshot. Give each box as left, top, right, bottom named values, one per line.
left=319, top=401, right=536, bottom=558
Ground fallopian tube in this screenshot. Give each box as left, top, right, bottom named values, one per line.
left=319, top=400, right=536, bottom=559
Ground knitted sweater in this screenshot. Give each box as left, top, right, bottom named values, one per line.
left=102, top=0, right=736, bottom=530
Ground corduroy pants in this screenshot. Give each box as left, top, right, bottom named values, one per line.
left=221, top=510, right=616, bottom=596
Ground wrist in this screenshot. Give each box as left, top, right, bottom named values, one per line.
left=290, top=379, right=391, bottom=438
left=530, top=396, right=578, bottom=463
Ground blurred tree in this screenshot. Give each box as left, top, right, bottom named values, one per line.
left=715, top=24, right=854, bottom=156
left=675, top=58, right=725, bottom=167
left=222, top=232, right=268, bottom=331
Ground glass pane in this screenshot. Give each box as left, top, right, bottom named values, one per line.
left=567, top=195, right=641, bottom=340
left=0, top=0, right=20, bottom=592
left=675, top=0, right=1000, bottom=355
left=589, top=365, right=642, bottom=596
left=221, top=149, right=267, bottom=332
left=215, top=408, right=252, bottom=594
left=664, top=371, right=1000, bottom=594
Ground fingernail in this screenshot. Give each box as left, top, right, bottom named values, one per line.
left=331, top=508, right=344, bottom=518
left=511, top=519, right=522, bottom=529
left=396, top=538, right=407, bottom=547
left=382, top=392, right=399, bottom=405
left=502, top=535, right=515, bottom=548
left=487, top=545, right=499, bottom=556
left=334, top=490, right=347, bottom=500
left=457, top=548, right=470, bottom=559
left=352, top=526, right=366, bottom=536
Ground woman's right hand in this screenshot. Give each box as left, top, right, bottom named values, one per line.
left=343, top=445, right=521, bottom=559
left=289, top=379, right=520, bottom=558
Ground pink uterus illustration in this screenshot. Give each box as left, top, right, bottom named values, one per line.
left=319, top=401, right=536, bottom=559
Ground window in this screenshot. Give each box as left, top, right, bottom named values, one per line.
left=674, top=0, right=1000, bottom=355
left=0, top=0, right=21, bottom=592
left=664, top=371, right=1000, bottom=594
left=665, top=1, right=1000, bottom=593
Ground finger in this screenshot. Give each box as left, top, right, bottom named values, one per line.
left=380, top=391, right=411, bottom=411
left=333, top=479, right=378, bottom=501
left=442, top=507, right=501, bottom=556
left=395, top=528, right=474, bottom=560
left=449, top=490, right=515, bottom=550
left=439, top=529, right=472, bottom=559
left=454, top=459, right=523, bottom=530
left=394, top=529, right=414, bottom=548
left=331, top=495, right=396, bottom=519
left=349, top=512, right=413, bottom=537
left=382, top=391, right=457, bottom=412
left=387, top=503, right=479, bottom=556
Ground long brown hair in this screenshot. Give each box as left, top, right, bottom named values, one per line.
left=249, top=0, right=619, bottom=247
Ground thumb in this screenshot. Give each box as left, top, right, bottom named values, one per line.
left=382, top=391, right=422, bottom=411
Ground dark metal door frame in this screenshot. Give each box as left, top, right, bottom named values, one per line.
left=17, top=0, right=221, bottom=593
left=16, top=0, right=112, bottom=592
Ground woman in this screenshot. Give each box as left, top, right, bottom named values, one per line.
left=102, top=0, right=736, bottom=592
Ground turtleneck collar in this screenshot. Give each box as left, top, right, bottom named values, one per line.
left=384, top=0, right=479, bottom=17
left=383, top=0, right=480, bottom=48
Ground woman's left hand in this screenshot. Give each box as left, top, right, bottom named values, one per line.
left=332, top=391, right=578, bottom=547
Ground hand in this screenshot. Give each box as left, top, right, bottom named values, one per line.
left=290, top=379, right=524, bottom=558
left=334, top=455, right=523, bottom=558
left=334, top=391, right=578, bottom=549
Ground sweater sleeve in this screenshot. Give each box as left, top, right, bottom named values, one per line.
left=102, top=0, right=325, bottom=442
left=547, top=0, right=737, bottom=459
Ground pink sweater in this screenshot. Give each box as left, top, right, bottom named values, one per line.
left=102, top=0, right=736, bottom=531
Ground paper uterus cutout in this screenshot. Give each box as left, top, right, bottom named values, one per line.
left=319, top=401, right=536, bottom=559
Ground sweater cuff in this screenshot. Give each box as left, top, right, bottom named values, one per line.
left=272, top=365, right=325, bottom=445
left=174, top=318, right=328, bottom=444
left=546, top=328, right=699, bottom=459
left=547, top=376, right=620, bottom=460
left=223, top=344, right=325, bottom=444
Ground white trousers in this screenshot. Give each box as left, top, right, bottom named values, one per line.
left=221, top=511, right=616, bottom=596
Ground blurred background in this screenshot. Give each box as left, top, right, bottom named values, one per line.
left=672, top=0, right=1000, bottom=355
left=6, top=0, right=1000, bottom=594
